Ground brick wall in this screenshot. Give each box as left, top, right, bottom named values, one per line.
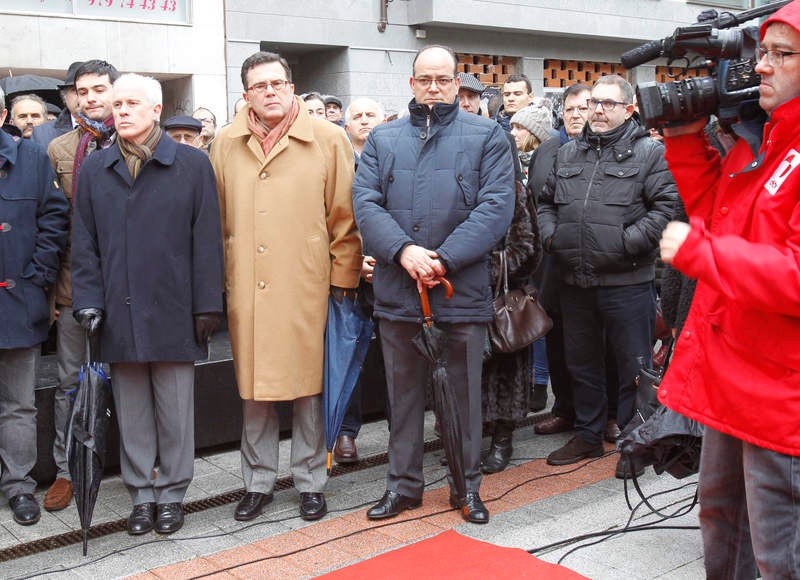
left=457, top=53, right=518, bottom=87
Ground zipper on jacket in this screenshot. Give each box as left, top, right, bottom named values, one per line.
left=579, top=145, right=602, bottom=281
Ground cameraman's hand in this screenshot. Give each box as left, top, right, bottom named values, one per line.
left=660, top=221, right=691, bottom=264
left=74, top=308, right=104, bottom=336
left=662, top=118, right=708, bottom=138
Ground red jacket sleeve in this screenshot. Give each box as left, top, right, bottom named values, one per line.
left=663, top=131, right=722, bottom=227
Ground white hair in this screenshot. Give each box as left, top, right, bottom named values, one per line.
left=113, top=73, right=163, bottom=107
left=345, top=98, right=385, bottom=125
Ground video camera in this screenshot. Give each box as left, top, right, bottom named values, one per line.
left=621, top=0, right=791, bottom=129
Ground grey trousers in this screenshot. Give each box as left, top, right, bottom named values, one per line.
left=379, top=320, right=485, bottom=499
left=54, top=306, right=85, bottom=480
left=241, top=395, right=327, bottom=494
left=110, top=361, right=195, bottom=505
left=699, top=427, right=800, bottom=580
left=0, top=346, right=39, bottom=498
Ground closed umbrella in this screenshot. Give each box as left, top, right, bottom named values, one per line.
left=323, top=293, right=375, bottom=474
left=66, top=336, right=113, bottom=556
left=410, top=278, right=469, bottom=514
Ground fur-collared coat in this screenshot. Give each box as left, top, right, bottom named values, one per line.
left=482, top=178, right=542, bottom=423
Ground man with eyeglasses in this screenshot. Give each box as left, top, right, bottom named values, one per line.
left=527, top=83, right=592, bottom=436
left=210, top=51, right=362, bottom=524
left=658, top=2, right=800, bottom=576
left=191, top=107, right=217, bottom=151
left=353, top=44, right=514, bottom=524
left=538, top=75, right=676, bottom=476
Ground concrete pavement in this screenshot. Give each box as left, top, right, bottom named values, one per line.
left=1, top=401, right=703, bottom=579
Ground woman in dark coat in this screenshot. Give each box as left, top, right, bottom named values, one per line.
left=481, top=180, right=541, bottom=473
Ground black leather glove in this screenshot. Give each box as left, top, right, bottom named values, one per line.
left=74, top=308, right=104, bottom=336
left=194, top=312, right=222, bottom=346
left=330, top=285, right=357, bottom=302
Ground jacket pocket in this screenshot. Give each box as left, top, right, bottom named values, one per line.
left=455, top=152, right=478, bottom=207
left=305, top=233, right=330, bottom=283
left=379, top=152, right=396, bottom=193
left=553, top=166, right=584, bottom=204
left=602, top=165, right=640, bottom=205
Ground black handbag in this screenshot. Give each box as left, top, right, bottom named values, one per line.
left=487, top=249, right=553, bottom=353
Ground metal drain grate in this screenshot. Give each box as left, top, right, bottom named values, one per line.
left=0, top=413, right=548, bottom=562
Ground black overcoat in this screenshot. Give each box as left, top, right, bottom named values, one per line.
left=71, top=135, right=223, bottom=362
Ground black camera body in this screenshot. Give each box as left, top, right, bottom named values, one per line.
left=621, top=1, right=790, bottom=129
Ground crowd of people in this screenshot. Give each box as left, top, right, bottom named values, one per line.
left=2, top=1, right=800, bottom=573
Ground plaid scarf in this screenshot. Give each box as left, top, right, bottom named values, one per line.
left=72, top=113, right=115, bottom=196
left=117, top=125, right=163, bottom=180
left=246, top=97, right=300, bottom=158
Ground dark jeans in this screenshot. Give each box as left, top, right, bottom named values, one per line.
left=340, top=381, right=362, bottom=437
left=561, top=282, right=656, bottom=445
left=341, top=325, right=386, bottom=437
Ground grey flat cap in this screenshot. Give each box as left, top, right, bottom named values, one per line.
left=458, top=72, right=485, bottom=94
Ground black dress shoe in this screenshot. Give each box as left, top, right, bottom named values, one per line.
left=9, top=494, right=40, bottom=526
left=155, top=502, right=184, bottom=534
left=366, top=490, right=422, bottom=520
left=234, top=491, right=273, bottom=521
left=449, top=491, right=489, bottom=524
left=127, top=502, right=156, bottom=535
left=299, top=492, right=327, bottom=521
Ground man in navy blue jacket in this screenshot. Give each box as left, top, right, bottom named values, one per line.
left=353, top=45, right=514, bottom=524
left=0, top=86, right=70, bottom=526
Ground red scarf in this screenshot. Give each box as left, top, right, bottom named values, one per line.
left=246, top=98, right=300, bottom=158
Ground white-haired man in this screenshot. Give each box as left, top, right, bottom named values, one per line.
left=71, top=73, right=224, bottom=536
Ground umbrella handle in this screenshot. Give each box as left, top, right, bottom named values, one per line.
left=419, top=277, right=454, bottom=327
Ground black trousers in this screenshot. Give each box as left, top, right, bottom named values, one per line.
left=560, top=282, right=656, bottom=444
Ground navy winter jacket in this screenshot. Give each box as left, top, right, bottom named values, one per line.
left=0, top=130, right=69, bottom=349
left=352, top=99, right=514, bottom=323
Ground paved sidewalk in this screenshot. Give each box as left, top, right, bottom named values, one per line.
left=2, top=407, right=703, bottom=579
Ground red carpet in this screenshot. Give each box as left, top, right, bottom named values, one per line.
left=318, top=529, right=588, bottom=579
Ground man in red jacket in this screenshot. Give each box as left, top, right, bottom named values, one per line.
left=660, top=2, right=800, bottom=577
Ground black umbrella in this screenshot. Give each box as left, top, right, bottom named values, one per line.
left=66, top=336, right=113, bottom=556
left=0, top=74, right=63, bottom=108
left=411, top=278, right=469, bottom=513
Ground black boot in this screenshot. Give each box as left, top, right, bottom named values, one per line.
left=530, top=383, right=548, bottom=412
left=481, top=420, right=513, bottom=474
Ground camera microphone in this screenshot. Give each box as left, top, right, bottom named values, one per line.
left=621, top=39, right=666, bottom=69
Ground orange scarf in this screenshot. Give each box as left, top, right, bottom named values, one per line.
left=246, top=98, right=300, bottom=158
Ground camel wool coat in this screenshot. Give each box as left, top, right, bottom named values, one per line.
left=210, top=100, right=362, bottom=401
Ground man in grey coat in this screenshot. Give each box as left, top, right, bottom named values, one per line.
left=71, top=74, right=224, bottom=536
left=353, top=45, right=514, bottom=524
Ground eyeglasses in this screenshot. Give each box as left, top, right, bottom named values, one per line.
left=756, top=47, right=800, bottom=67
left=564, top=106, right=590, bottom=116
left=247, top=80, right=289, bottom=93
left=413, top=77, right=455, bottom=89
left=587, top=98, right=629, bottom=112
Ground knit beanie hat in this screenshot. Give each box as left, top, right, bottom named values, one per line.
left=510, top=99, right=553, bottom=143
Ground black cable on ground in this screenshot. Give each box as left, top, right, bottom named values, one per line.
left=10, top=452, right=603, bottom=580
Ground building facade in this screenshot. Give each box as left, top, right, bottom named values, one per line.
left=1, top=1, right=774, bottom=124
left=0, top=0, right=226, bottom=123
